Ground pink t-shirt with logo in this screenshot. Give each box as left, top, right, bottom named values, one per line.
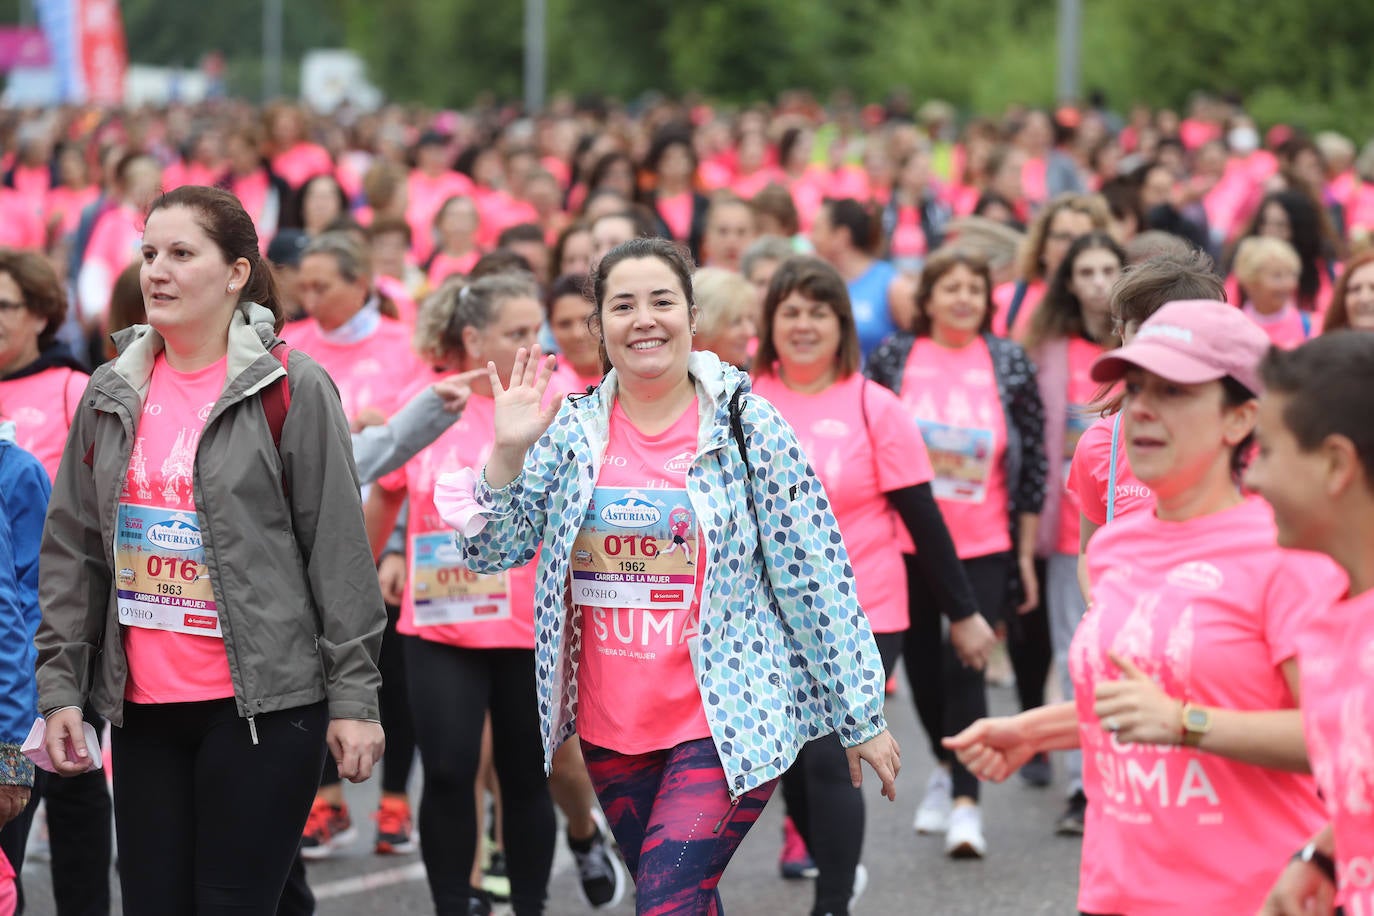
left=1073, top=497, right=1342, bottom=916
left=1067, top=414, right=1152, bottom=528
left=1056, top=337, right=1104, bottom=554
left=382, top=391, right=536, bottom=650
left=899, top=337, right=1011, bottom=559
left=0, top=367, right=89, bottom=481
left=120, top=355, right=235, bottom=705
left=575, top=398, right=712, bottom=755
left=1242, top=303, right=1311, bottom=350
left=1298, top=587, right=1374, bottom=913
left=279, top=317, right=425, bottom=424
left=752, top=373, right=932, bottom=633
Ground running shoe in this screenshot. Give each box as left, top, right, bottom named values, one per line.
left=944, top=805, right=987, bottom=859
left=569, top=823, right=627, bottom=909
left=1056, top=789, right=1087, bottom=836
left=814, top=865, right=868, bottom=916
left=1019, top=751, right=1053, bottom=788
left=466, top=889, right=493, bottom=916
left=850, top=863, right=869, bottom=909
left=913, top=767, right=953, bottom=834
left=481, top=848, right=511, bottom=902
left=300, top=798, right=356, bottom=860
left=373, top=796, right=417, bottom=855
left=779, top=816, right=819, bottom=880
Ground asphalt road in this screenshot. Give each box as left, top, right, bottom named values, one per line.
left=20, top=678, right=1084, bottom=915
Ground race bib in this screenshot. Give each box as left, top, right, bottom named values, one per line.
left=918, top=420, right=994, bottom=504
left=571, top=487, right=698, bottom=610
left=1065, top=404, right=1094, bottom=482
left=409, top=531, right=511, bottom=627
left=114, top=504, right=221, bottom=638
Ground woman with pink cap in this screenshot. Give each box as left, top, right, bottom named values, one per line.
left=946, top=299, right=1346, bottom=914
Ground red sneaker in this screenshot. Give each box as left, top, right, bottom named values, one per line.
left=373, top=796, right=417, bottom=855
left=300, top=797, right=356, bottom=860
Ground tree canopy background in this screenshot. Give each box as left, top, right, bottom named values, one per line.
left=9, top=0, right=1371, bottom=137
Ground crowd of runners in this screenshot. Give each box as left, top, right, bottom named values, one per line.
left=0, top=90, right=1371, bottom=915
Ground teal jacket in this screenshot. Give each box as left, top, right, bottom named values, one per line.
left=459, top=351, right=887, bottom=797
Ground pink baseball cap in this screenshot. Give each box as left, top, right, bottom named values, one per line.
left=1090, top=299, right=1270, bottom=396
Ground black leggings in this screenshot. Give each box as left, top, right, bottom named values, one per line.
left=780, top=632, right=901, bottom=916
left=111, top=698, right=328, bottom=916
left=905, top=552, right=1008, bottom=802
left=320, top=601, right=415, bottom=796
left=403, top=637, right=555, bottom=916
left=1008, top=558, right=1052, bottom=714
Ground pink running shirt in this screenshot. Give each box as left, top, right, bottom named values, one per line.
left=279, top=317, right=425, bottom=425
left=1242, top=303, right=1312, bottom=350
left=1055, top=337, right=1104, bottom=554
left=752, top=372, right=932, bottom=633
left=1067, top=414, right=1152, bottom=528
left=0, top=366, right=89, bottom=481
left=271, top=144, right=333, bottom=190
left=119, top=355, right=235, bottom=704
left=1298, top=587, right=1374, bottom=914
left=899, top=337, right=1011, bottom=559
left=1073, top=497, right=1341, bottom=915
left=382, top=390, right=536, bottom=650
left=574, top=398, right=711, bottom=755
left=991, top=278, right=1045, bottom=338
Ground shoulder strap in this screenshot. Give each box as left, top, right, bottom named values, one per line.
left=1004, top=280, right=1030, bottom=333
left=1106, top=412, right=1122, bottom=523
left=1300, top=310, right=1312, bottom=338
left=262, top=340, right=294, bottom=449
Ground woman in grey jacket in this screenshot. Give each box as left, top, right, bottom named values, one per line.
left=36, top=185, right=387, bottom=915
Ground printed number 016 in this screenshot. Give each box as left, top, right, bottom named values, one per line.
left=603, top=535, right=658, bottom=558
left=146, top=556, right=198, bottom=581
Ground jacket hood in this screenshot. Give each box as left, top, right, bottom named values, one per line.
left=108, top=302, right=283, bottom=404
left=586, top=350, right=751, bottom=426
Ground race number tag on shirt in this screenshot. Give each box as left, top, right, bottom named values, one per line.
left=114, top=504, right=221, bottom=638
left=1065, top=405, right=1094, bottom=481
left=409, top=531, right=511, bottom=627
left=572, top=487, right=697, bottom=610
left=918, top=420, right=994, bottom=503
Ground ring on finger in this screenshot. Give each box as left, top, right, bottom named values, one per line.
left=1103, top=716, right=1120, bottom=732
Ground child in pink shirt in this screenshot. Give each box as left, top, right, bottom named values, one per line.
left=1246, top=333, right=1374, bottom=915
left=1233, top=236, right=1314, bottom=350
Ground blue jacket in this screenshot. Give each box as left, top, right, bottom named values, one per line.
left=0, top=431, right=51, bottom=786
left=459, top=352, right=888, bottom=797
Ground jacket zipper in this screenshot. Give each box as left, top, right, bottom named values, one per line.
left=248, top=716, right=259, bottom=745
left=713, top=776, right=747, bottom=833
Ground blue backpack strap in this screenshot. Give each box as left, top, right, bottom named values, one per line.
left=1106, top=412, right=1123, bottom=523
left=1299, top=310, right=1312, bottom=338
left=1004, top=280, right=1029, bottom=334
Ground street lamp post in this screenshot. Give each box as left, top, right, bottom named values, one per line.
left=524, top=0, right=545, bottom=113
left=1056, top=0, right=1081, bottom=104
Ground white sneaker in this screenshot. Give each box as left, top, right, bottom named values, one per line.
left=849, top=863, right=868, bottom=910
left=913, top=767, right=952, bottom=834
left=944, top=804, right=987, bottom=859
